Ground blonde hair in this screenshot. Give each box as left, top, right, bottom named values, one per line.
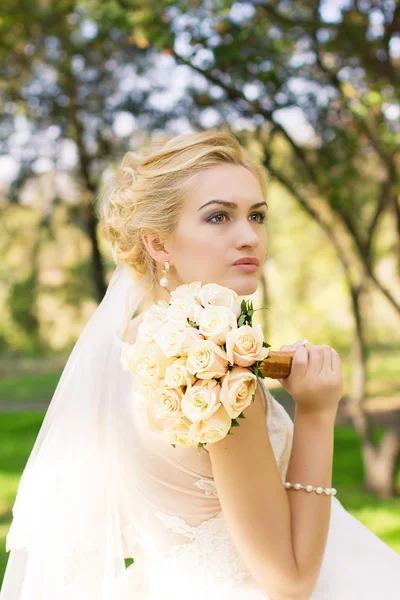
left=98, top=130, right=269, bottom=297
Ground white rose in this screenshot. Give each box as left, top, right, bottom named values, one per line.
left=121, top=340, right=151, bottom=374
left=225, top=323, right=269, bottom=367
left=198, top=305, right=238, bottom=345
left=129, top=342, right=175, bottom=383
left=170, top=281, right=202, bottom=301
left=188, top=404, right=232, bottom=446
left=179, top=327, right=206, bottom=357
left=135, top=380, right=158, bottom=408
left=181, top=379, right=222, bottom=423
left=220, top=366, right=258, bottom=419
left=167, top=296, right=203, bottom=326
left=153, top=320, right=189, bottom=357
left=164, top=357, right=196, bottom=388
left=185, top=339, right=229, bottom=379
left=137, top=303, right=169, bottom=342
left=197, top=283, right=242, bottom=318
left=120, top=342, right=140, bottom=371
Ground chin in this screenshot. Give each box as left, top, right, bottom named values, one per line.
left=228, top=275, right=259, bottom=296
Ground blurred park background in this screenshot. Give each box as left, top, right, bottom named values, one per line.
left=1, top=0, right=400, bottom=583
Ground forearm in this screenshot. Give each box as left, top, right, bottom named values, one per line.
left=286, top=408, right=336, bottom=589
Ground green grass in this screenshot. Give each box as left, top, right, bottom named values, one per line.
left=0, top=413, right=46, bottom=581
left=1, top=413, right=399, bottom=586
left=332, top=426, right=400, bottom=554
left=0, top=372, right=60, bottom=403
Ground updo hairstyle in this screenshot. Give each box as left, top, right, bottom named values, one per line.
left=98, top=130, right=269, bottom=298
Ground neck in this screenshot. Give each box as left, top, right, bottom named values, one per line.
left=149, top=283, right=172, bottom=305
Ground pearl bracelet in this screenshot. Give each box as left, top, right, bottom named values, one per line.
left=284, top=481, right=337, bottom=496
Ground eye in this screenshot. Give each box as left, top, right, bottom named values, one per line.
left=250, top=212, right=267, bottom=223
left=207, top=212, right=227, bottom=223
left=206, top=211, right=267, bottom=224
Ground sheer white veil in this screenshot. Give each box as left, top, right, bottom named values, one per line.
left=1, top=262, right=152, bottom=599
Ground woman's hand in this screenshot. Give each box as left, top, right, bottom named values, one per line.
left=277, top=341, right=343, bottom=416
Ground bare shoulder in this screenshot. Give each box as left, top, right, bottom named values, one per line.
left=122, top=313, right=146, bottom=344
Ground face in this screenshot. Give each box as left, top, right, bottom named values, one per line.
left=147, top=164, right=268, bottom=300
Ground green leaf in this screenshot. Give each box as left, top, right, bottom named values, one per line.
left=124, top=558, right=134, bottom=568
left=171, top=443, right=176, bottom=448
left=231, top=418, right=240, bottom=428
left=187, top=318, right=199, bottom=329
left=197, top=441, right=206, bottom=454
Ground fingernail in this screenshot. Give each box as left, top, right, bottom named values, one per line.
left=294, top=339, right=308, bottom=346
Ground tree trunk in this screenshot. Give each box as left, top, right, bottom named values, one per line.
left=346, top=274, right=400, bottom=497
left=362, top=428, right=400, bottom=498
left=65, top=60, right=107, bottom=303
left=83, top=192, right=107, bottom=302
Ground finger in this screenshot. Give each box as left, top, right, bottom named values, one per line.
left=331, top=348, right=341, bottom=372
left=280, top=339, right=308, bottom=351
left=322, top=345, right=331, bottom=373
left=308, top=344, right=324, bottom=376
left=290, top=345, right=308, bottom=379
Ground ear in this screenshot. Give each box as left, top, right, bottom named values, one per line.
left=142, top=232, right=169, bottom=265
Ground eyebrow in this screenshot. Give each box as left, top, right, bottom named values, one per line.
left=198, top=199, right=268, bottom=211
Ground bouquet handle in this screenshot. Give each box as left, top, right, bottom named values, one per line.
left=260, top=350, right=295, bottom=379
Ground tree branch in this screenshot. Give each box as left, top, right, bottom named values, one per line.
left=171, top=48, right=319, bottom=184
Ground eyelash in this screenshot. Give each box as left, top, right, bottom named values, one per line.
left=206, top=211, right=267, bottom=224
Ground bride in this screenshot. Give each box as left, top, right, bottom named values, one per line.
left=1, top=130, right=399, bottom=599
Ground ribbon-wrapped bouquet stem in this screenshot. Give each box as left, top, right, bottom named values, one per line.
left=121, top=281, right=294, bottom=453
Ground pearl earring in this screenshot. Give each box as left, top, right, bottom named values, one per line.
left=159, top=260, right=170, bottom=287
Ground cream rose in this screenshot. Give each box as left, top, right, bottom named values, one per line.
left=198, top=305, right=238, bottom=345
left=185, top=339, right=229, bottom=379
left=181, top=379, right=222, bottom=423
left=225, top=323, right=269, bottom=367
left=220, top=366, right=258, bottom=419
left=147, top=385, right=185, bottom=425
left=197, top=283, right=242, bottom=319
left=153, top=320, right=189, bottom=357
left=128, top=342, right=175, bottom=383
left=164, top=357, right=196, bottom=388
left=188, top=404, right=232, bottom=446
left=164, top=416, right=199, bottom=448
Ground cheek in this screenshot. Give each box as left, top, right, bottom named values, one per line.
left=180, top=223, right=225, bottom=253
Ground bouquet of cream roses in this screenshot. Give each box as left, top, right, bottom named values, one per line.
left=121, top=281, right=270, bottom=453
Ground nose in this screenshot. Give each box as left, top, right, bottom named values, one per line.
left=234, top=218, right=260, bottom=248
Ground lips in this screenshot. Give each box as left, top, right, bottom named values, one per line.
left=233, top=257, right=260, bottom=266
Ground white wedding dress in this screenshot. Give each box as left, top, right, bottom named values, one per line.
left=114, top=378, right=400, bottom=600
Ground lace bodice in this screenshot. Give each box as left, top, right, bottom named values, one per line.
left=121, top=378, right=294, bottom=598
